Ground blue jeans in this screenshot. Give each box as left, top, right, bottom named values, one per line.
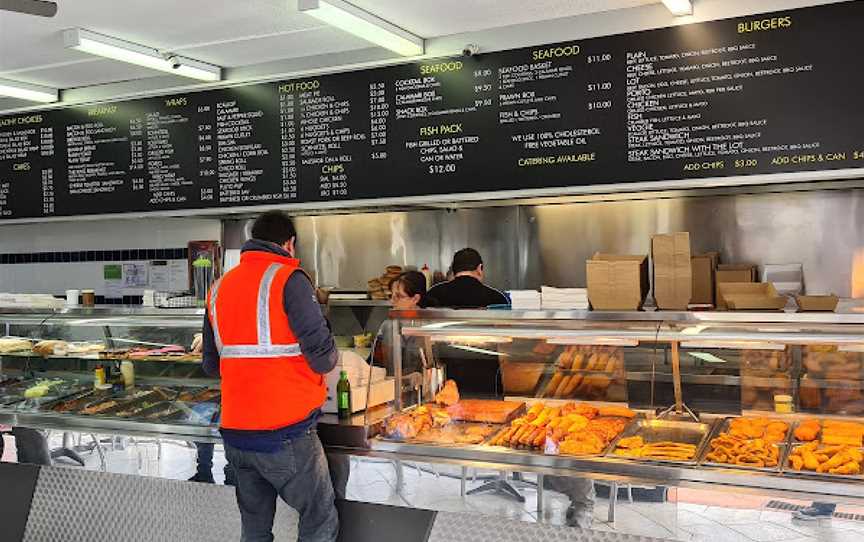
left=225, top=430, right=338, bottom=542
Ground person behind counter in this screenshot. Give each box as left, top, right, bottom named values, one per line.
left=371, top=270, right=431, bottom=374
left=201, top=210, right=339, bottom=542
left=426, top=248, right=507, bottom=308
left=391, top=270, right=432, bottom=310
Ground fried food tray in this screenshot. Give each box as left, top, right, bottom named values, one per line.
left=377, top=408, right=502, bottom=447
left=782, top=442, right=864, bottom=481
left=486, top=413, right=639, bottom=459
left=608, top=419, right=714, bottom=466
left=697, top=417, right=792, bottom=473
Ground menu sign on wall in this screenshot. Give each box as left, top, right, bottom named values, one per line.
left=1, top=1, right=861, bottom=220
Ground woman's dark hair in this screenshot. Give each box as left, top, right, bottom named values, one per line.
left=251, top=211, right=297, bottom=245
left=391, top=271, right=427, bottom=305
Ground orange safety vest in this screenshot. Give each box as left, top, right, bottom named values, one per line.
left=207, top=250, right=326, bottom=431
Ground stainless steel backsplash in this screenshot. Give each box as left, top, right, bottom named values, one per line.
left=223, top=187, right=864, bottom=297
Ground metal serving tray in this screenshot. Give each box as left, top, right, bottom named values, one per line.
left=134, top=401, right=187, bottom=422
left=698, top=417, right=792, bottom=473
left=76, top=388, right=171, bottom=416
left=608, top=419, right=713, bottom=465
left=783, top=442, right=864, bottom=481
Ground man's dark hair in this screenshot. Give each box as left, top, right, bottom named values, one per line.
left=251, top=210, right=297, bottom=245
left=451, top=248, right=483, bottom=274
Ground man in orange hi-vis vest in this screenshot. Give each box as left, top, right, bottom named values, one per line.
left=201, top=210, right=339, bottom=542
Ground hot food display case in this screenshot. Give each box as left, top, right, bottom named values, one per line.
left=3, top=306, right=864, bottom=502
left=363, top=309, right=864, bottom=502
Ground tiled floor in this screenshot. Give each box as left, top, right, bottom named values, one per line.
left=16, top=433, right=864, bottom=542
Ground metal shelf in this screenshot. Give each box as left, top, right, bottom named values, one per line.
left=329, top=299, right=391, bottom=307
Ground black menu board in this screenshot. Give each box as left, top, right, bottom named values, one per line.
left=1, top=1, right=862, bottom=220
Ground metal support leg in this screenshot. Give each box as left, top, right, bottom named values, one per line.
left=608, top=481, right=618, bottom=524
left=536, top=473, right=544, bottom=516
left=94, top=438, right=107, bottom=472
left=394, top=460, right=405, bottom=496
left=466, top=471, right=526, bottom=503
left=460, top=466, right=467, bottom=497
left=50, top=432, right=86, bottom=466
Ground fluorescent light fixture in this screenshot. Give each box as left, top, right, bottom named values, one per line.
left=297, top=0, right=424, bottom=56
left=63, top=28, right=222, bottom=81
left=662, top=0, right=693, bottom=16
left=0, top=78, right=57, bottom=103
left=430, top=336, right=512, bottom=345
left=450, top=345, right=508, bottom=357
left=547, top=338, right=638, bottom=347
left=681, top=340, right=784, bottom=351
left=688, top=352, right=728, bottom=364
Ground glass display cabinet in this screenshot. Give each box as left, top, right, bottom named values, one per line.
left=0, top=307, right=220, bottom=442
left=366, top=309, right=864, bottom=502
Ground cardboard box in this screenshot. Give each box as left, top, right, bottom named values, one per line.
left=691, top=252, right=719, bottom=306
left=715, top=264, right=757, bottom=309
left=718, top=282, right=786, bottom=311
left=796, top=294, right=839, bottom=312
left=586, top=253, right=649, bottom=310
left=652, top=232, right=692, bottom=310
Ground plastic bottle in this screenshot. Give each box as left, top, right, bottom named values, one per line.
left=120, top=361, right=135, bottom=389
left=94, top=364, right=105, bottom=388
left=421, top=264, right=432, bottom=290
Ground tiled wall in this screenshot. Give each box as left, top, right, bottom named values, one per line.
left=0, top=218, right=221, bottom=303
left=0, top=248, right=189, bottom=304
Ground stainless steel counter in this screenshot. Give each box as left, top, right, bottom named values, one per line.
left=363, top=438, right=864, bottom=503
left=390, top=308, right=864, bottom=325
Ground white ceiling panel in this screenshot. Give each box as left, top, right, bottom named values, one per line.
left=182, top=27, right=374, bottom=67
left=6, top=59, right=162, bottom=89
left=348, top=0, right=659, bottom=36
left=0, top=0, right=327, bottom=72
left=0, top=0, right=665, bottom=106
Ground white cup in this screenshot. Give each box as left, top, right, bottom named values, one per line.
left=66, top=289, right=80, bottom=307
left=142, top=289, right=156, bottom=307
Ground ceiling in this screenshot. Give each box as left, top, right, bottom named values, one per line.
left=0, top=0, right=661, bottom=104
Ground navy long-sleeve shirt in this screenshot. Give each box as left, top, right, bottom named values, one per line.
left=202, top=239, right=338, bottom=452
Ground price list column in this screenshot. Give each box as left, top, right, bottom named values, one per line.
left=39, top=125, right=56, bottom=215
left=297, top=78, right=367, bottom=201
left=278, top=85, right=299, bottom=201
left=0, top=113, right=60, bottom=218
left=196, top=103, right=217, bottom=205
left=129, top=115, right=145, bottom=194
left=369, top=80, right=389, bottom=161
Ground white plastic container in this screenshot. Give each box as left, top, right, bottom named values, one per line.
left=65, top=289, right=80, bottom=307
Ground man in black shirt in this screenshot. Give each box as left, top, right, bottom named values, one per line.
left=427, top=248, right=507, bottom=308
left=426, top=248, right=506, bottom=397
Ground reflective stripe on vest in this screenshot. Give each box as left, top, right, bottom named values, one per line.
left=215, top=262, right=302, bottom=359
left=209, top=278, right=224, bottom=351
